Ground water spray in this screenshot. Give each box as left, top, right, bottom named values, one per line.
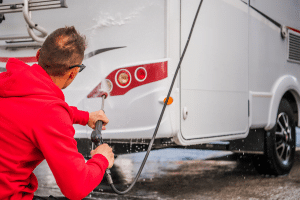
left=91, top=0, right=204, bottom=194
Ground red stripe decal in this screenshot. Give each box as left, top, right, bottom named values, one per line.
left=88, top=61, right=168, bottom=97
left=287, top=27, right=300, bottom=34
left=0, top=57, right=37, bottom=63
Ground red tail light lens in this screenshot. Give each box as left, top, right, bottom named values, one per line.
left=116, top=69, right=131, bottom=88
left=135, top=67, right=147, bottom=81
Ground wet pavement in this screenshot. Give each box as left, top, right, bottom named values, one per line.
left=34, top=129, right=300, bottom=199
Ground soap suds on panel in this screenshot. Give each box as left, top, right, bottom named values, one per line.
left=87, top=6, right=145, bottom=31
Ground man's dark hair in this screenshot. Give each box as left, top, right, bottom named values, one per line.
left=39, top=26, right=86, bottom=76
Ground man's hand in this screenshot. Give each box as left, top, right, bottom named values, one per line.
left=91, top=144, right=114, bottom=168
left=88, top=110, right=109, bottom=130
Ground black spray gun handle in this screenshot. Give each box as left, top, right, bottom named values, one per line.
left=91, top=120, right=103, bottom=146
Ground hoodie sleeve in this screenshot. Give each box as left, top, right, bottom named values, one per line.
left=70, top=106, right=89, bottom=125
left=32, top=102, right=108, bottom=200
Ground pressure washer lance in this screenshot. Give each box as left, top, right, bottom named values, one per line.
left=91, top=0, right=204, bottom=194
left=91, top=91, right=107, bottom=145
left=90, top=91, right=114, bottom=185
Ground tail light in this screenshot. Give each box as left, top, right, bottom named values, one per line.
left=88, top=61, right=168, bottom=98
left=135, top=67, right=147, bottom=82
left=105, top=79, right=113, bottom=92
left=116, top=69, right=131, bottom=88
left=86, top=79, right=113, bottom=98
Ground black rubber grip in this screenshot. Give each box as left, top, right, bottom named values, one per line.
left=91, top=120, right=103, bottom=146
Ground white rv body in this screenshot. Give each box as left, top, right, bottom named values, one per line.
left=1, top=0, right=300, bottom=148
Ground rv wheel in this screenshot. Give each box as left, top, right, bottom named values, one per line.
left=253, top=98, right=296, bottom=175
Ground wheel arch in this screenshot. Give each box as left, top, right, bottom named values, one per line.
left=283, top=90, right=299, bottom=127
left=265, top=75, right=300, bottom=131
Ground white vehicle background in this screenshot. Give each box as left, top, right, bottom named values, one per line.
left=1, top=0, right=300, bottom=175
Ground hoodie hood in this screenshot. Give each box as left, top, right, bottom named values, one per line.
left=0, top=58, right=64, bottom=100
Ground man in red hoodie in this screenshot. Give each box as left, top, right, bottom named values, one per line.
left=0, top=26, right=114, bottom=199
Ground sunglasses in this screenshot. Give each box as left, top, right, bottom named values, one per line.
left=69, top=64, right=86, bottom=72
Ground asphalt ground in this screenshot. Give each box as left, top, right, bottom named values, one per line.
left=33, top=129, right=300, bottom=199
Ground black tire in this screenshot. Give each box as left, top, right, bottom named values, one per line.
left=253, top=98, right=296, bottom=175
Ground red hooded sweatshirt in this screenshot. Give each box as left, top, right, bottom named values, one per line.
left=0, top=58, right=109, bottom=200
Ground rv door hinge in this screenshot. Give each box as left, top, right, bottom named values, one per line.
left=248, top=100, right=250, bottom=117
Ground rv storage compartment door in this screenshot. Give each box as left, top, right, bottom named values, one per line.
left=180, top=0, right=249, bottom=143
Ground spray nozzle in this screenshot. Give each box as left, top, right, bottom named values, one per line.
left=98, top=91, right=108, bottom=99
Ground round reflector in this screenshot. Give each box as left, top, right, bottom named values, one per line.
left=115, top=69, right=131, bottom=88
left=135, top=67, right=147, bottom=82
left=164, top=97, right=173, bottom=105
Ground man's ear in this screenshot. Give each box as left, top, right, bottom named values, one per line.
left=36, top=49, right=41, bottom=62
left=69, top=72, right=75, bottom=79
left=69, top=69, right=78, bottom=79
